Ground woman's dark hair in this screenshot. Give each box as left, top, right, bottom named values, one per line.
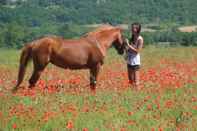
left=130, top=22, right=141, bottom=43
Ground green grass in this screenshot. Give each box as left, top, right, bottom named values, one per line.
left=0, top=46, right=197, bottom=130
left=0, top=48, right=20, bottom=70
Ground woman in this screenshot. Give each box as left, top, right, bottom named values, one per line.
left=125, top=22, right=144, bottom=90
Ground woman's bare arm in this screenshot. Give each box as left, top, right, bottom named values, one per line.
left=126, top=38, right=143, bottom=53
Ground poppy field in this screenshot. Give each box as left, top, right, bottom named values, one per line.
left=0, top=46, right=197, bottom=131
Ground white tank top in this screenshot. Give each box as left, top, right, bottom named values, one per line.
left=127, top=36, right=142, bottom=66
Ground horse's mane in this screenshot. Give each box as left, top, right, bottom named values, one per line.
left=83, top=24, right=116, bottom=37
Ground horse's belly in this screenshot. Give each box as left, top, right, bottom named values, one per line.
left=50, top=53, right=89, bottom=69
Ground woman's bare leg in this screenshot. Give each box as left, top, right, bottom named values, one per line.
left=134, top=70, right=140, bottom=90
left=127, top=67, right=135, bottom=86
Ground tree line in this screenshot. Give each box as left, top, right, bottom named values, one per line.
left=0, top=0, right=197, bottom=48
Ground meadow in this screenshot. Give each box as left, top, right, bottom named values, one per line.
left=0, top=46, right=197, bottom=131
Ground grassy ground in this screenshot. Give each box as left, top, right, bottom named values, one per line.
left=0, top=46, right=197, bottom=131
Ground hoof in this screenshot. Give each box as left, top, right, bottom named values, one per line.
left=90, top=84, right=96, bottom=90
left=11, top=87, right=18, bottom=94
left=90, top=85, right=96, bottom=95
left=90, top=88, right=96, bottom=95
left=28, top=84, right=35, bottom=89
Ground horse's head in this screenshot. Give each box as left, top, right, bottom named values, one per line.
left=84, top=25, right=126, bottom=55
left=112, top=27, right=125, bottom=55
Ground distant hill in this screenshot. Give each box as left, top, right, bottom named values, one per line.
left=0, top=0, right=197, bottom=25
left=0, top=0, right=197, bottom=48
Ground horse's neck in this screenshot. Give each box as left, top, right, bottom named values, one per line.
left=97, top=32, right=117, bottom=50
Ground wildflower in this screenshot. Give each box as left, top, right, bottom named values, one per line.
left=120, top=127, right=126, bottom=131
left=83, top=128, right=88, bottom=131
left=94, top=128, right=99, bottom=131
left=42, top=111, right=56, bottom=122
left=158, top=127, right=163, bottom=131
left=165, top=100, right=173, bottom=108
left=193, top=106, right=197, bottom=110
left=128, top=111, right=134, bottom=116
left=66, top=120, right=74, bottom=129
left=0, top=111, right=2, bottom=118
left=12, top=123, right=17, bottom=129
left=82, top=105, right=89, bottom=113
left=128, top=120, right=135, bottom=125
left=147, top=104, right=152, bottom=110
left=192, top=97, right=197, bottom=102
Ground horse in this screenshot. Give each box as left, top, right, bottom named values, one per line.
left=12, top=24, right=125, bottom=92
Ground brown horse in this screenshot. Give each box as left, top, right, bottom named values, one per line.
left=12, top=24, right=125, bottom=92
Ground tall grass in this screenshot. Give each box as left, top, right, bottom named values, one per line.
left=0, top=46, right=197, bottom=130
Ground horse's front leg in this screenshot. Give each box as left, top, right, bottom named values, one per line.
left=89, top=63, right=101, bottom=91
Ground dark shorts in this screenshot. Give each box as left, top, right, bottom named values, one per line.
left=127, top=64, right=140, bottom=70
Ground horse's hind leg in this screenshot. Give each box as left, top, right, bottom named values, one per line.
left=28, top=68, right=44, bottom=89
left=28, top=54, right=49, bottom=89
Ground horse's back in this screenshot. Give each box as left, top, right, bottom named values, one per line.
left=49, top=38, right=99, bottom=69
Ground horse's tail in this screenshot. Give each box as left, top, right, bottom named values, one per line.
left=12, top=44, right=32, bottom=92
